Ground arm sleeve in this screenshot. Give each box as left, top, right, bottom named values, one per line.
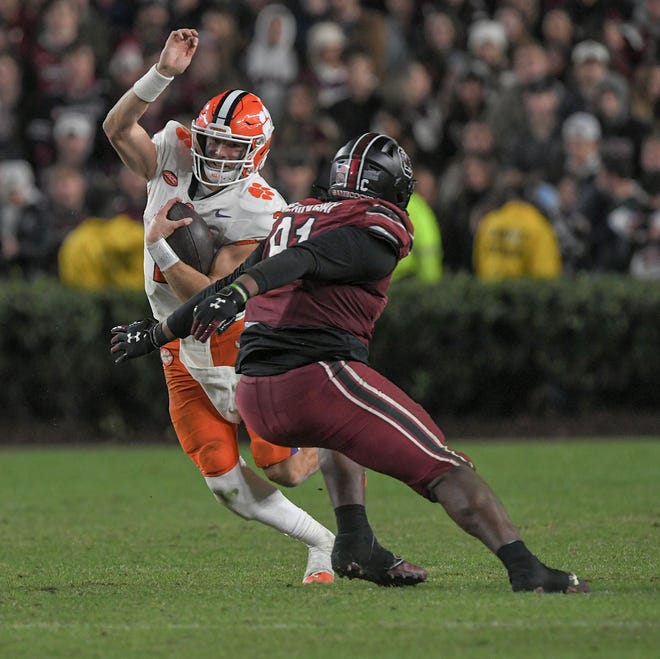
left=249, top=225, right=398, bottom=292
left=165, top=227, right=397, bottom=338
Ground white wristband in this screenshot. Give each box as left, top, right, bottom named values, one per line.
left=148, top=238, right=180, bottom=272
left=132, top=64, right=174, bottom=103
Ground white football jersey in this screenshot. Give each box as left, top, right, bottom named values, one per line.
left=143, top=121, right=286, bottom=422
left=144, top=121, right=286, bottom=321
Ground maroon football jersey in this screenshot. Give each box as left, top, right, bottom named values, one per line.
left=245, top=197, right=413, bottom=344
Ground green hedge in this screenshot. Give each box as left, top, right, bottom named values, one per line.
left=375, top=275, right=660, bottom=417
left=0, top=275, right=658, bottom=439
left=0, top=277, right=168, bottom=439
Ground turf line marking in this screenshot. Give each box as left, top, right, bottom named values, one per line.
left=3, top=620, right=651, bottom=632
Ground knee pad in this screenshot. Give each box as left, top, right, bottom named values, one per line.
left=205, top=462, right=280, bottom=520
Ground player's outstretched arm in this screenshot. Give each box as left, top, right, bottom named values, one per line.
left=124, top=225, right=398, bottom=349
left=110, top=241, right=266, bottom=364
left=189, top=226, right=398, bottom=341
left=103, top=28, right=199, bottom=180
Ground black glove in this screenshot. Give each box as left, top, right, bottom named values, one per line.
left=110, top=319, right=167, bottom=364
left=191, top=283, right=248, bottom=343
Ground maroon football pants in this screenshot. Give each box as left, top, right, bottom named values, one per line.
left=236, top=360, right=473, bottom=500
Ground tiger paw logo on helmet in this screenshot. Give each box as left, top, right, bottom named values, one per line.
left=248, top=182, right=275, bottom=200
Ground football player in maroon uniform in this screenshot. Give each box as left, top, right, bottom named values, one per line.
left=106, top=26, right=430, bottom=587
left=113, top=133, right=588, bottom=592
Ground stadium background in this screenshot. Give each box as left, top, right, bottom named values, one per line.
left=0, top=0, right=658, bottom=441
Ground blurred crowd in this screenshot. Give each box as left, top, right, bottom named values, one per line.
left=0, top=0, right=658, bottom=286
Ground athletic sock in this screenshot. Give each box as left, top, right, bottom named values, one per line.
left=206, top=463, right=334, bottom=549
left=276, top=497, right=335, bottom=548
left=238, top=468, right=334, bottom=549
left=334, top=504, right=371, bottom=535
left=497, top=540, right=548, bottom=589
left=332, top=505, right=400, bottom=569
left=496, top=540, right=534, bottom=570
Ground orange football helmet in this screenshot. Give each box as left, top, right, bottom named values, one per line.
left=191, top=89, right=274, bottom=187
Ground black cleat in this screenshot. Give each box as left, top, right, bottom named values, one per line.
left=331, top=530, right=428, bottom=587
left=509, top=558, right=589, bottom=593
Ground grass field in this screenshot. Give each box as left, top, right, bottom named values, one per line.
left=1, top=438, right=658, bottom=659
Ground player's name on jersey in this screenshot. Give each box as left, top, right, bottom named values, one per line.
left=287, top=201, right=342, bottom=214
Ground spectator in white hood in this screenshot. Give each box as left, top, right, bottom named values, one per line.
left=245, top=3, right=298, bottom=122
left=0, top=160, right=49, bottom=278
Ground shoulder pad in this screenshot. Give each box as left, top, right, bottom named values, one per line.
left=367, top=203, right=405, bottom=224
left=364, top=202, right=414, bottom=251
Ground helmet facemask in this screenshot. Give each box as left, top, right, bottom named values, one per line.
left=192, top=125, right=263, bottom=186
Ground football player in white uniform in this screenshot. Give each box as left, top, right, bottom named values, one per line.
left=105, top=28, right=427, bottom=587
left=103, top=28, right=335, bottom=584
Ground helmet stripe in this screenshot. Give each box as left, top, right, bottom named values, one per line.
left=212, top=89, right=248, bottom=126
left=347, top=132, right=381, bottom=191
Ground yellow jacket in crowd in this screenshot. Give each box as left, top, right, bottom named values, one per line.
left=59, top=214, right=144, bottom=290
left=474, top=200, right=561, bottom=281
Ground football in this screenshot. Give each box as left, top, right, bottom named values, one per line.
left=166, top=201, right=216, bottom=274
